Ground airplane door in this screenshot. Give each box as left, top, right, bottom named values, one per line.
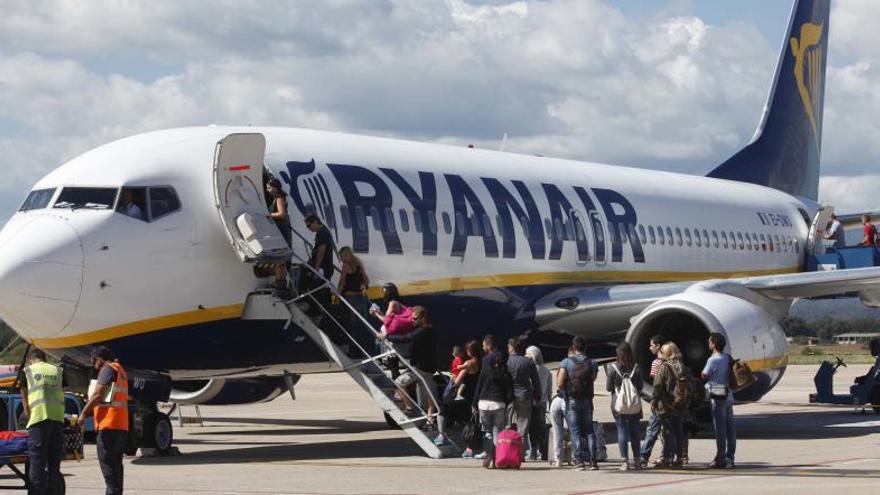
left=807, top=206, right=834, bottom=255
left=213, top=133, right=292, bottom=263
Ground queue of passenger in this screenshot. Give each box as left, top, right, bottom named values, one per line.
left=282, top=210, right=744, bottom=472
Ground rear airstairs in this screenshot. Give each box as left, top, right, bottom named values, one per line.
left=244, top=260, right=457, bottom=459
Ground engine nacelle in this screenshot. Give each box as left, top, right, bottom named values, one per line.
left=626, top=291, right=789, bottom=402
left=169, top=377, right=287, bottom=405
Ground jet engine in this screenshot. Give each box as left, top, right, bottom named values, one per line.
left=169, top=377, right=287, bottom=405
left=626, top=291, right=789, bottom=402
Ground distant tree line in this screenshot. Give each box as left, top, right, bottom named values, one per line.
left=781, top=316, right=880, bottom=341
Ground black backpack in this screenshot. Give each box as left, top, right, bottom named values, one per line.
left=570, top=358, right=595, bottom=400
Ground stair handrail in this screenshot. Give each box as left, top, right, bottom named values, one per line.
left=288, top=254, right=441, bottom=419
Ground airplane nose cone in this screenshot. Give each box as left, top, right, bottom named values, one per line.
left=0, top=216, right=84, bottom=339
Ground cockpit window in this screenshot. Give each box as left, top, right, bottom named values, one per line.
left=53, top=187, right=117, bottom=210
left=20, top=188, right=56, bottom=211
left=116, top=186, right=180, bottom=222
left=117, top=187, right=147, bottom=221
left=148, top=187, right=181, bottom=220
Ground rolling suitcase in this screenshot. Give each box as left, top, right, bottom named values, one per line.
left=495, top=427, right=523, bottom=469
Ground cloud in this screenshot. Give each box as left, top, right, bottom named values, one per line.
left=0, top=0, right=878, bottom=225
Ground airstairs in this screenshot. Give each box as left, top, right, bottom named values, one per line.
left=245, top=259, right=456, bottom=459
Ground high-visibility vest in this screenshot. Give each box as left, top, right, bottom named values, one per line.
left=94, top=362, right=129, bottom=431
left=24, top=361, right=65, bottom=428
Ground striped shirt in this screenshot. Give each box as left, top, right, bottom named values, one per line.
left=650, top=357, right=662, bottom=378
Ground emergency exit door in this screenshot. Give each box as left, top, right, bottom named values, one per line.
left=213, top=133, right=292, bottom=263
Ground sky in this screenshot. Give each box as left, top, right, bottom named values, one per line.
left=0, top=0, right=878, bottom=227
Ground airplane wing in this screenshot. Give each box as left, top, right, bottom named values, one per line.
left=534, top=267, right=880, bottom=335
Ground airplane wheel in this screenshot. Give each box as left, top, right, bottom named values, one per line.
left=144, top=413, right=174, bottom=454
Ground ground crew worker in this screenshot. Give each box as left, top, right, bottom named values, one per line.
left=79, top=346, right=129, bottom=495
left=18, top=348, right=65, bottom=495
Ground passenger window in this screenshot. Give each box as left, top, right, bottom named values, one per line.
left=355, top=206, right=367, bottom=231
left=370, top=207, right=382, bottom=231
left=20, top=188, right=56, bottom=211
left=745, top=233, right=752, bottom=250
left=675, top=227, right=683, bottom=246
left=737, top=232, right=744, bottom=250
left=712, top=230, right=719, bottom=248
left=574, top=216, right=586, bottom=242
left=323, top=203, right=336, bottom=229
left=383, top=207, right=396, bottom=233
left=483, top=215, right=493, bottom=236
left=495, top=215, right=505, bottom=238
left=399, top=209, right=410, bottom=232
left=544, top=218, right=553, bottom=240
left=470, top=215, right=482, bottom=236
left=621, top=223, right=629, bottom=244
left=564, top=219, right=575, bottom=241
left=452, top=212, right=464, bottom=235
left=638, top=224, right=647, bottom=245
left=701, top=229, right=709, bottom=248
left=608, top=223, right=617, bottom=243
left=413, top=210, right=422, bottom=233
left=693, top=228, right=701, bottom=247
left=520, top=216, right=530, bottom=236
left=684, top=228, right=692, bottom=247
left=752, top=233, right=759, bottom=250
left=428, top=211, right=438, bottom=235
left=657, top=226, right=665, bottom=245
left=339, top=205, right=351, bottom=229
left=648, top=225, right=656, bottom=245
left=553, top=218, right=564, bottom=241
left=774, top=234, right=781, bottom=252
left=665, top=227, right=674, bottom=245
left=721, top=231, right=729, bottom=249
left=115, top=187, right=146, bottom=221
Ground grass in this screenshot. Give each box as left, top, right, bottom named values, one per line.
left=786, top=343, right=877, bottom=365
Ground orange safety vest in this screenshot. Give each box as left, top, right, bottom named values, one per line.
left=94, top=362, right=129, bottom=431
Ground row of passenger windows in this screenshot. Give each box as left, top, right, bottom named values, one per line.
left=19, top=186, right=181, bottom=223
left=330, top=205, right=798, bottom=255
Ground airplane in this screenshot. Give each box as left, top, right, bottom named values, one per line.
left=0, top=0, right=877, bottom=454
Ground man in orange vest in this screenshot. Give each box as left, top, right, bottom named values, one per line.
left=78, top=346, right=129, bottom=495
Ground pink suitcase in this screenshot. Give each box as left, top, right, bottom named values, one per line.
left=494, top=428, right=523, bottom=469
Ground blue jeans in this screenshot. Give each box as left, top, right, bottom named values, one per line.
left=565, top=398, right=596, bottom=464
left=549, top=396, right=567, bottom=462
left=479, top=408, right=507, bottom=458
left=711, top=398, right=736, bottom=464
left=615, top=415, right=641, bottom=460
left=640, top=412, right=660, bottom=460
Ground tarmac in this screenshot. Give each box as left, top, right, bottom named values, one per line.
left=13, top=364, right=880, bottom=495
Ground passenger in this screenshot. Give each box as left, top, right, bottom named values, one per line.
left=79, top=346, right=129, bottom=495
left=859, top=214, right=878, bottom=246
left=549, top=346, right=575, bottom=467
left=119, top=190, right=143, bottom=220
left=606, top=342, right=643, bottom=471
left=19, top=348, right=65, bottom=495
left=639, top=333, right=667, bottom=467
left=506, top=337, right=541, bottom=459
left=434, top=340, right=481, bottom=450
left=472, top=335, right=512, bottom=469
left=702, top=332, right=737, bottom=469
left=370, top=283, right=405, bottom=378
left=305, top=213, right=335, bottom=279
left=525, top=345, right=552, bottom=462
left=337, top=246, right=371, bottom=351
left=651, top=342, right=686, bottom=468
left=823, top=214, right=845, bottom=248
left=558, top=335, right=599, bottom=471
left=387, top=307, right=438, bottom=429
left=442, top=345, right=465, bottom=400
left=266, top=178, right=291, bottom=290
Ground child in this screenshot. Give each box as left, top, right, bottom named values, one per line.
left=443, top=346, right=465, bottom=400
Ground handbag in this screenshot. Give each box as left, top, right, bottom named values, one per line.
left=462, top=413, right=483, bottom=450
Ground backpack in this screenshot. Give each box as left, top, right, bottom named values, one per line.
left=612, top=364, right=642, bottom=415
left=667, top=362, right=693, bottom=412
left=569, top=358, right=595, bottom=400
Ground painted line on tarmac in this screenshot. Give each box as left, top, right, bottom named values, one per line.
left=568, top=474, right=727, bottom=495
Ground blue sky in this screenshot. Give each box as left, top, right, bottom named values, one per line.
left=0, top=0, right=877, bottom=227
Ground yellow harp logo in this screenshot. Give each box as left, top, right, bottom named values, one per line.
left=790, top=22, right=824, bottom=147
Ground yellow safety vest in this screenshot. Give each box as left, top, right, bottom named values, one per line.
left=24, top=361, right=65, bottom=427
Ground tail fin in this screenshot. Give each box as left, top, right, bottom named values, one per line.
left=707, top=0, right=830, bottom=200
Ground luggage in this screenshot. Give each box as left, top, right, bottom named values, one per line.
left=462, top=414, right=483, bottom=451
left=592, top=421, right=607, bottom=462
left=611, top=364, right=642, bottom=415
left=729, top=359, right=757, bottom=391
left=669, top=364, right=693, bottom=412
left=570, top=358, right=595, bottom=400
left=494, top=427, right=523, bottom=469
left=0, top=431, right=28, bottom=456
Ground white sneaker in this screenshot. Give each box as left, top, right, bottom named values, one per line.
left=619, top=462, right=629, bottom=471
left=551, top=460, right=563, bottom=468
left=473, top=452, right=488, bottom=460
